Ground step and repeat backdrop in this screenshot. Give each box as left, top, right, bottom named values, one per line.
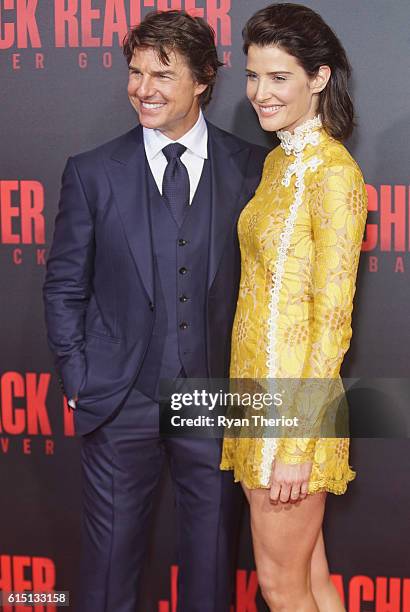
left=1, top=1, right=409, bottom=610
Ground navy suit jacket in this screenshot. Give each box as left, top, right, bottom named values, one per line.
left=43, top=121, right=268, bottom=435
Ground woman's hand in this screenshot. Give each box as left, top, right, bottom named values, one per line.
left=269, top=459, right=313, bottom=503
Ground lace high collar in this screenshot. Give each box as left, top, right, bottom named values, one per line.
left=277, top=115, right=322, bottom=156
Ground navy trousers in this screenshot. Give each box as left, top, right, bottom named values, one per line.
left=75, top=387, right=242, bottom=612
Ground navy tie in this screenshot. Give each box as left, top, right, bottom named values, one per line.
left=162, top=143, right=190, bottom=227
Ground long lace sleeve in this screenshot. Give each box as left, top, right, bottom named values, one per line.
left=275, top=163, right=368, bottom=464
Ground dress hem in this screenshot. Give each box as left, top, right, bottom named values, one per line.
left=220, top=463, right=356, bottom=496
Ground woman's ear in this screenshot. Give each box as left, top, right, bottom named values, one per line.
left=311, top=65, right=331, bottom=94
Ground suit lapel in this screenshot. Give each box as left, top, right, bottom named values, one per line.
left=104, top=123, right=251, bottom=299
left=207, top=122, right=251, bottom=289
left=104, top=126, right=154, bottom=302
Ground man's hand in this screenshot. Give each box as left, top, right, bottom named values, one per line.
left=269, top=459, right=312, bottom=503
left=68, top=396, right=78, bottom=410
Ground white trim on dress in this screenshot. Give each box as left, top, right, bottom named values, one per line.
left=260, top=116, right=323, bottom=486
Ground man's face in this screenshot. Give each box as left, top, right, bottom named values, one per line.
left=127, top=47, right=207, bottom=140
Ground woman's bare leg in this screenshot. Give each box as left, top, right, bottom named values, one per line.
left=247, top=486, right=326, bottom=612
left=310, top=529, right=346, bottom=611
left=241, top=482, right=251, bottom=503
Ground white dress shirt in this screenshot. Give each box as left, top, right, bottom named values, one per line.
left=143, top=109, right=208, bottom=204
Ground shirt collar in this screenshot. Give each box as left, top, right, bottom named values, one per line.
left=143, top=109, right=208, bottom=161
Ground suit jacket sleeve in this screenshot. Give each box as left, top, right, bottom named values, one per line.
left=43, top=156, right=95, bottom=398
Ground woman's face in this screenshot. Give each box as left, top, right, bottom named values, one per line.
left=246, top=44, right=325, bottom=134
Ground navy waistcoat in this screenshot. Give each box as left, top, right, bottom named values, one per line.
left=135, top=156, right=212, bottom=399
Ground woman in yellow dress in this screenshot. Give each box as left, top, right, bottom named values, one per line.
left=221, top=4, right=367, bottom=611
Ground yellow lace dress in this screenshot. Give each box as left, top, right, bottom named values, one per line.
left=220, top=116, right=368, bottom=495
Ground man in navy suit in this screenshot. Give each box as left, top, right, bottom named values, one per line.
left=44, top=10, right=267, bottom=612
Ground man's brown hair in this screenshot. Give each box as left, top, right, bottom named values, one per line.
left=123, top=10, right=223, bottom=107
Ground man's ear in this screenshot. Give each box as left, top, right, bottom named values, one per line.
left=194, top=82, right=208, bottom=97
left=310, top=65, right=331, bottom=94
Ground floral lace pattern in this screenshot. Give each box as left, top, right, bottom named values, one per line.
left=261, top=117, right=323, bottom=486
left=277, top=115, right=323, bottom=156
left=221, top=117, right=368, bottom=495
